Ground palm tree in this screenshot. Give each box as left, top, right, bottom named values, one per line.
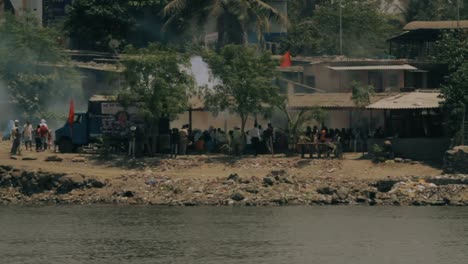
left=163, top=0, right=288, bottom=48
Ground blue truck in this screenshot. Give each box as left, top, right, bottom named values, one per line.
left=55, top=95, right=141, bottom=153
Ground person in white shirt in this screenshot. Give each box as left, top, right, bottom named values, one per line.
left=23, top=121, right=33, bottom=151
left=249, top=125, right=261, bottom=157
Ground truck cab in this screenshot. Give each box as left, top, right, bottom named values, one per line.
left=55, top=112, right=90, bottom=153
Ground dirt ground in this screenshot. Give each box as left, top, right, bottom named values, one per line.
left=0, top=141, right=443, bottom=181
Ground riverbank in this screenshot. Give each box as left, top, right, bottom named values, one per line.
left=1, top=140, right=467, bottom=206
left=0, top=164, right=467, bottom=206
left=1, top=165, right=468, bottom=206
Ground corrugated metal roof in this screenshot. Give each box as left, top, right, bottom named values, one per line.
left=276, top=66, right=304, bottom=72
left=404, top=20, right=468, bottom=30
left=288, top=93, right=394, bottom=109
left=366, top=92, right=443, bottom=109
left=89, top=95, right=117, bottom=102
left=327, top=65, right=417, bottom=71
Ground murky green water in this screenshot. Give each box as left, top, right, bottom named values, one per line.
left=0, top=206, right=467, bottom=264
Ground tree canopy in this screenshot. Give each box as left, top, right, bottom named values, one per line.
left=119, top=44, right=195, bottom=121
left=0, top=13, right=80, bottom=120
left=281, top=0, right=400, bottom=57
left=405, top=0, right=468, bottom=22
left=64, top=0, right=172, bottom=52
left=434, top=30, right=468, bottom=138
left=163, top=0, right=288, bottom=48
left=203, top=45, right=282, bottom=133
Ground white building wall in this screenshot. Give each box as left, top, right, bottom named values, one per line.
left=9, top=0, right=43, bottom=24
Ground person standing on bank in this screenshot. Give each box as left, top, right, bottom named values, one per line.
left=10, top=127, right=21, bottom=155
left=170, top=128, right=179, bottom=158
left=23, top=121, right=33, bottom=151
left=179, top=125, right=189, bottom=155
left=249, top=124, right=261, bottom=157
left=265, top=123, right=275, bottom=156
left=128, top=126, right=137, bottom=159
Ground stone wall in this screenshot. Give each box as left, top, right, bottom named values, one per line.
left=368, top=138, right=451, bottom=161
left=444, top=146, right=468, bottom=174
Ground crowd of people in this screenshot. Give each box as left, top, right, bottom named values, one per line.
left=298, top=125, right=389, bottom=158
left=169, top=123, right=278, bottom=158
left=7, top=119, right=53, bottom=156
left=166, top=123, right=387, bottom=159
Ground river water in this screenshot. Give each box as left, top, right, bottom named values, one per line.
left=0, top=206, right=467, bottom=264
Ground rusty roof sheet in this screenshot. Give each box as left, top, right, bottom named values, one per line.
left=404, top=20, right=468, bottom=30
left=327, top=65, right=417, bottom=71
left=366, top=92, right=443, bottom=109
left=288, top=93, right=394, bottom=109
left=89, top=95, right=117, bottom=102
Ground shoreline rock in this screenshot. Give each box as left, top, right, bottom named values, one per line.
left=0, top=165, right=467, bottom=206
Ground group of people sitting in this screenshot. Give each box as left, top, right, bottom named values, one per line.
left=299, top=126, right=372, bottom=158
left=169, top=123, right=277, bottom=158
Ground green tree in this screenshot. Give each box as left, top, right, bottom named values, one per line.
left=64, top=0, right=171, bottom=52
left=119, top=44, right=195, bottom=121
left=203, top=45, right=282, bottom=135
left=351, top=81, right=375, bottom=107
left=281, top=0, right=400, bottom=57
left=0, top=13, right=80, bottom=120
left=163, top=0, right=288, bottom=48
left=433, top=31, right=468, bottom=139
left=405, top=0, right=468, bottom=22
left=279, top=105, right=326, bottom=153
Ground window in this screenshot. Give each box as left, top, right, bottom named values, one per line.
left=388, top=73, right=399, bottom=89
left=305, top=75, right=316, bottom=87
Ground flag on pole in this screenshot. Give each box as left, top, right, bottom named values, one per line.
left=68, top=99, right=74, bottom=127
left=280, top=51, right=292, bottom=68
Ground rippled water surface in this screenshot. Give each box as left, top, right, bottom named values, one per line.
left=0, top=206, right=467, bottom=264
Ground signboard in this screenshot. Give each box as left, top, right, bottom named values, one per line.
left=101, top=103, right=139, bottom=115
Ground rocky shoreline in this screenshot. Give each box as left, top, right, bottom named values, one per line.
left=1, top=164, right=467, bottom=206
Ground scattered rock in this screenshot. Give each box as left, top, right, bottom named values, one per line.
left=403, top=159, right=412, bottom=163
left=22, top=157, right=37, bottom=161
left=45, top=155, right=63, bottom=162
left=444, top=146, right=468, bottom=173
left=10, top=156, right=18, bottom=160
left=122, top=191, right=135, bottom=198
left=394, top=158, right=404, bottom=163
left=263, top=177, right=275, bottom=186
left=244, top=186, right=259, bottom=194
left=72, top=157, right=86, bottom=163
left=295, top=160, right=311, bottom=168
left=336, top=187, right=349, bottom=199
left=227, top=173, right=240, bottom=182
left=230, top=193, right=245, bottom=201
left=317, top=186, right=336, bottom=195
left=269, top=170, right=287, bottom=177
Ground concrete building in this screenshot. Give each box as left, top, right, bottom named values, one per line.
left=5, top=0, right=43, bottom=23
left=278, top=57, right=413, bottom=94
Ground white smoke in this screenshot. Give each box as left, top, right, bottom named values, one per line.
left=189, top=56, right=220, bottom=89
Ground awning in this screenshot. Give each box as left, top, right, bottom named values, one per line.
left=366, top=92, right=443, bottom=110
left=288, top=93, right=395, bottom=109
left=403, top=20, right=468, bottom=30
left=327, top=65, right=417, bottom=71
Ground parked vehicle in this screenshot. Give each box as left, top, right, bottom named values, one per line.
left=55, top=95, right=141, bottom=153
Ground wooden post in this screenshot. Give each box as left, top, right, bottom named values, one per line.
left=383, top=109, right=388, bottom=137
left=188, top=108, right=193, bottom=132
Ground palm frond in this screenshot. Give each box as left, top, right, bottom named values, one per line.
left=163, top=0, right=188, bottom=16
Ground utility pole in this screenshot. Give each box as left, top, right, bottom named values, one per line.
left=339, top=0, right=343, bottom=55
left=457, top=0, right=461, bottom=28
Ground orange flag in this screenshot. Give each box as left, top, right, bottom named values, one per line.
left=280, top=51, right=292, bottom=68
left=68, top=99, right=74, bottom=126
